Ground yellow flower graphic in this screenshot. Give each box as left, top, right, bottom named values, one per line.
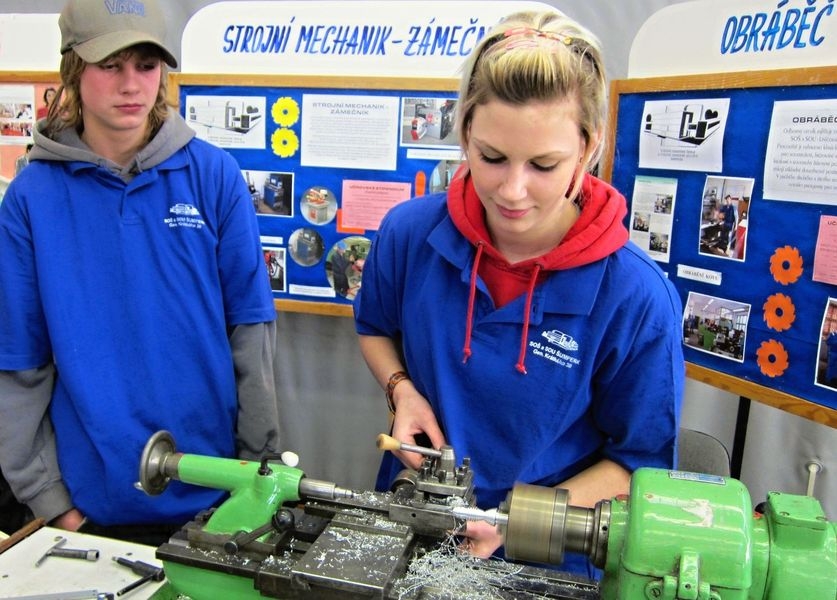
left=271, top=128, right=300, bottom=158
left=272, top=97, right=301, bottom=127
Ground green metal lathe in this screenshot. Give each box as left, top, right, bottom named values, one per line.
left=137, top=431, right=836, bottom=599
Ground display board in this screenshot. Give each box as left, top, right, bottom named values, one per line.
left=170, top=73, right=459, bottom=317
left=602, top=66, right=837, bottom=427
left=0, top=72, right=60, bottom=181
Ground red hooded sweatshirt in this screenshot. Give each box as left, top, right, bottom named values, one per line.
left=447, top=170, right=630, bottom=373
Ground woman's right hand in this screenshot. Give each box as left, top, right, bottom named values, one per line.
left=389, top=380, right=446, bottom=470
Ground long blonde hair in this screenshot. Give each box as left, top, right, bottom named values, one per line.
left=456, top=11, right=608, bottom=196
left=44, top=44, right=171, bottom=143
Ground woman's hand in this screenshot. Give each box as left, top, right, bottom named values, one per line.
left=458, top=520, right=504, bottom=559
left=389, top=380, right=446, bottom=470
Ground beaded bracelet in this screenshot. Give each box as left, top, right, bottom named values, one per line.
left=385, top=370, right=410, bottom=414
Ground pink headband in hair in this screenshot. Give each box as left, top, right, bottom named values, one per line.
left=502, top=27, right=573, bottom=50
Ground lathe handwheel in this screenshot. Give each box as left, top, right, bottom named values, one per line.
left=138, top=430, right=177, bottom=496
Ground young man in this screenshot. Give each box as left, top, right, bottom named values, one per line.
left=0, top=0, right=280, bottom=545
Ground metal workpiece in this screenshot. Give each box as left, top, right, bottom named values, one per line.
left=449, top=505, right=509, bottom=527
left=298, top=477, right=355, bottom=501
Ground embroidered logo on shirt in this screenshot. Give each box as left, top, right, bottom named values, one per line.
left=541, top=330, right=578, bottom=351
left=164, top=203, right=206, bottom=230
left=528, top=330, right=581, bottom=370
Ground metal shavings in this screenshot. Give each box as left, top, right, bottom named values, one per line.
left=366, top=515, right=402, bottom=531
left=262, top=550, right=295, bottom=569
left=190, top=544, right=251, bottom=566
left=393, top=532, right=534, bottom=600
left=309, top=526, right=401, bottom=575
left=352, top=490, right=392, bottom=506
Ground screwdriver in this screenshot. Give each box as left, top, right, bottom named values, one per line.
left=112, top=556, right=165, bottom=596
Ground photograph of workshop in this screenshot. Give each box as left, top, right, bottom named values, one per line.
left=698, top=175, right=753, bottom=261
left=815, top=297, right=837, bottom=391
left=0, top=85, right=35, bottom=142
left=263, top=247, right=286, bottom=293
left=325, top=235, right=370, bottom=300
left=243, top=169, right=295, bottom=217
left=428, top=158, right=464, bottom=194
left=683, top=291, right=749, bottom=362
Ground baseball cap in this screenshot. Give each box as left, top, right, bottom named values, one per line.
left=59, top=0, right=178, bottom=68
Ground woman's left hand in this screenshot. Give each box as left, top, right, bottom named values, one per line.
left=458, top=520, right=504, bottom=559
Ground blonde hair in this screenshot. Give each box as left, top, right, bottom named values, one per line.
left=456, top=11, right=608, bottom=178
left=45, top=44, right=171, bottom=143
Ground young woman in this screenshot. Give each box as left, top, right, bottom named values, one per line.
left=354, top=10, right=684, bottom=577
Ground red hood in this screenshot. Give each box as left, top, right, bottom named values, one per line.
left=447, top=170, right=629, bottom=271
left=447, top=168, right=629, bottom=374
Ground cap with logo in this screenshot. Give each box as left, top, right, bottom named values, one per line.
left=59, top=0, right=178, bottom=68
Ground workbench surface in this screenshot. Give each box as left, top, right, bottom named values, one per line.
left=0, top=526, right=166, bottom=599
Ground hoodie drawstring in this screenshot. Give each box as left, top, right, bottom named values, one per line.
left=515, top=263, right=542, bottom=374
left=462, top=242, right=485, bottom=363
left=462, top=242, right=540, bottom=375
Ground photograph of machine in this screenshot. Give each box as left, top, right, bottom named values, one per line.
left=401, top=97, right=457, bottom=147
left=188, top=99, right=263, bottom=133
left=643, top=103, right=722, bottom=146
left=301, top=186, right=337, bottom=225
left=289, top=227, right=324, bottom=267
left=262, top=172, right=293, bottom=216
left=184, top=95, right=266, bottom=149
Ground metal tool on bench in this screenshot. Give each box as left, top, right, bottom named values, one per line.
left=35, top=535, right=100, bottom=566
left=112, top=556, right=166, bottom=596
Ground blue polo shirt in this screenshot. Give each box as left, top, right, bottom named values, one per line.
left=356, top=190, right=683, bottom=505
left=0, top=138, right=275, bottom=524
